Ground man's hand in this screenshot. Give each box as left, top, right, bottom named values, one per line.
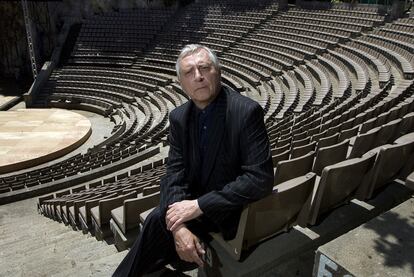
left=166, top=200, right=203, bottom=232
left=172, top=225, right=205, bottom=267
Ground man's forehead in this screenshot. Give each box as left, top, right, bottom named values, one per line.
left=180, top=49, right=212, bottom=66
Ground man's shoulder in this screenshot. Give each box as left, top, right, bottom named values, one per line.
left=169, top=101, right=191, bottom=121
left=224, top=86, right=262, bottom=113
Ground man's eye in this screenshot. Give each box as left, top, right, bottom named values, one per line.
left=200, top=65, right=210, bottom=71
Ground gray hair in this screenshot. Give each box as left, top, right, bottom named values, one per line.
left=175, top=44, right=220, bottom=79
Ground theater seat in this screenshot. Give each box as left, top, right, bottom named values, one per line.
left=211, top=173, right=316, bottom=260
left=355, top=138, right=414, bottom=200
left=78, top=192, right=118, bottom=234
left=406, top=171, right=414, bottom=190
left=375, top=118, right=401, bottom=146
left=274, top=151, right=315, bottom=186
left=338, top=124, right=359, bottom=142
left=290, top=141, right=316, bottom=159
left=37, top=194, right=54, bottom=214
left=313, top=139, right=349, bottom=176
left=398, top=112, right=414, bottom=137
left=306, top=152, right=376, bottom=225
left=68, top=193, right=105, bottom=230
left=91, top=191, right=137, bottom=240
left=317, top=132, right=339, bottom=149
left=110, top=190, right=160, bottom=251
left=349, top=127, right=380, bottom=158
left=271, top=149, right=290, bottom=167
left=394, top=132, right=414, bottom=180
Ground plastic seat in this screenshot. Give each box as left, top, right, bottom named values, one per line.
left=91, top=191, right=137, bottom=240
left=274, top=151, right=315, bottom=186
left=78, top=192, right=118, bottom=234
left=406, top=171, right=414, bottom=190
left=349, top=127, right=380, bottom=158
left=110, top=190, right=160, bottom=250
left=317, top=132, right=339, bottom=149
left=375, top=119, right=401, bottom=146
left=398, top=112, right=414, bottom=137
left=313, top=139, right=349, bottom=176
left=305, top=152, right=376, bottom=225
left=355, top=138, right=414, bottom=200
left=338, top=124, right=360, bottom=142
left=291, top=141, right=317, bottom=159
left=211, top=173, right=316, bottom=260
left=272, top=149, right=290, bottom=168
left=291, top=137, right=310, bottom=148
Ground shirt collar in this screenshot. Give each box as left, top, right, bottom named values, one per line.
left=194, top=88, right=222, bottom=116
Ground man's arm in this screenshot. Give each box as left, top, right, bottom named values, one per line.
left=159, top=112, right=190, bottom=217
left=172, top=225, right=205, bottom=267
left=160, top=111, right=207, bottom=266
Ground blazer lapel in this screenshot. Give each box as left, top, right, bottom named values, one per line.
left=179, top=100, right=201, bottom=186
left=188, top=106, right=201, bottom=182
left=202, top=90, right=227, bottom=186
left=180, top=101, right=194, bottom=171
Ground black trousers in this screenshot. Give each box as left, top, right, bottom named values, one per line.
left=112, top=207, right=216, bottom=277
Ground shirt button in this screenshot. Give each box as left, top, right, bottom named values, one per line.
left=203, top=126, right=207, bottom=130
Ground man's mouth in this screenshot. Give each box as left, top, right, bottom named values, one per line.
left=195, top=86, right=207, bottom=91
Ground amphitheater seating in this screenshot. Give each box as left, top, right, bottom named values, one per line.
left=0, top=2, right=412, bottom=273
left=91, top=191, right=138, bottom=240
left=355, top=136, right=414, bottom=200
left=38, top=162, right=166, bottom=232
left=70, top=8, right=174, bottom=66
left=290, top=140, right=316, bottom=159
left=273, top=151, right=315, bottom=186
left=110, top=190, right=160, bottom=250
left=306, top=152, right=377, bottom=226
left=313, top=139, right=349, bottom=176
left=210, top=173, right=316, bottom=261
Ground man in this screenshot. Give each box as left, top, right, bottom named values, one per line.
left=113, top=44, right=273, bottom=276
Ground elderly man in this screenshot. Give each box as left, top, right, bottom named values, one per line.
left=113, top=44, right=273, bottom=276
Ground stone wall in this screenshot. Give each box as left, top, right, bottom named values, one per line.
left=0, top=2, right=53, bottom=81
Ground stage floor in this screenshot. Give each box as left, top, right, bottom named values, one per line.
left=0, top=108, right=91, bottom=174
left=0, top=95, right=18, bottom=107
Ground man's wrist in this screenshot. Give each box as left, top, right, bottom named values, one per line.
left=172, top=223, right=186, bottom=235
left=195, top=199, right=203, bottom=216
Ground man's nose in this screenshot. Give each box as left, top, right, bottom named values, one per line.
left=194, top=68, right=204, bottom=81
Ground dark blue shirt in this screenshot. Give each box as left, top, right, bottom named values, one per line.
left=195, top=99, right=217, bottom=163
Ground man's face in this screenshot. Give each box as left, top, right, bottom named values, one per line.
left=178, top=49, right=221, bottom=109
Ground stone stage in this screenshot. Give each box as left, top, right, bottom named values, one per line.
left=0, top=108, right=91, bottom=174
left=0, top=95, right=17, bottom=107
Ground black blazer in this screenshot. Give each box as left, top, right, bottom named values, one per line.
left=160, top=86, right=274, bottom=239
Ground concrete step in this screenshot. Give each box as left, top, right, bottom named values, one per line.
left=314, top=198, right=414, bottom=277
left=52, top=251, right=127, bottom=277
left=0, top=198, right=125, bottom=276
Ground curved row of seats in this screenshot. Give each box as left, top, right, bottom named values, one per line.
left=37, top=161, right=165, bottom=247
left=26, top=0, right=414, bottom=262
left=71, top=8, right=174, bottom=65
left=1, top=0, right=413, bottom=223
left=0, top=64, right=176, bottom=195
